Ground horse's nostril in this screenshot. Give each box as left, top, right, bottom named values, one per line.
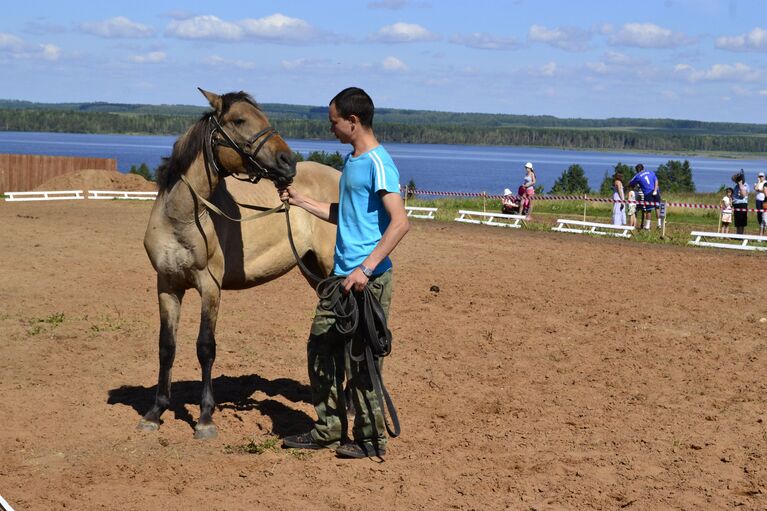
left=277, top=151, right=295, bottom=171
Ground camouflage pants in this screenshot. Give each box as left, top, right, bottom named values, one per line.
left=308, top=270, right=393, bottom=448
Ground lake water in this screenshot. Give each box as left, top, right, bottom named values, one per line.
left=1, top=131, right=765, bottom=194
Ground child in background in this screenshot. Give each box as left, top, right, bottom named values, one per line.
left=720, top=187, right=733, bottom=233
left=627, top=187, right=637, bottom=228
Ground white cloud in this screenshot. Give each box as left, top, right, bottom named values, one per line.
left=165, top=13, right=328, bottom=43
left=0, top=33, right=23, bottom=51
left=526, top=61, right=559, bottom=78
left=166, top=15, right=243, bottom=40
left=129, top=51, right=166, bottom=64
left=449, top=32, right=520, bottom=50
left=383, top=56, right=408, bottom=71
left=40, top=43, right=61, bottom=61
left=528, top=24, right=592, bottom=51
left=239, top=13, right=318, bottom=42
left=674, top=62, right=760, bottom=82
left=539, top=61, right=557, bottom=76
left=716, top=27, right=767, bottom=52
left=368, top=0, right=408, bottom=9
left=760, top=89, right=767, bottom=96
left=203, top=55, right=256, bottom=70
left=604, top=50, right=631, bottom=65
left=586, top=61, right=609, bottom=74
left=608, top=23, right=695, bottom=48
left=280, top=57, right=339, bottom=72
left=369, top=22, right=439, bottom=43
left=79, top=16, right=154, bottom=38
left=0, top=33, right=60, bottom=61
left=584, top=51, right=646, bottom=76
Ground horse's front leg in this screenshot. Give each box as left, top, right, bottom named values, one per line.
left=193, top=269, right=221, bottom=439
left=138, top=276, right=185, bottom=431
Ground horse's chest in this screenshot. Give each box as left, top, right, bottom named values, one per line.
left=147, top=229, right=212, bottom=279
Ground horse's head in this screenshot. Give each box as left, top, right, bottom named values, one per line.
left=200, top=88, right=296, bottom=187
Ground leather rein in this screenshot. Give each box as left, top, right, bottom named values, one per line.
left=179, top=115, right=287, bottom=223
left=178, top=115, right=325, bottom=284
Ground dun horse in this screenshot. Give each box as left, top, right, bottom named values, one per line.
left=139, top=89, right=339, bottom=438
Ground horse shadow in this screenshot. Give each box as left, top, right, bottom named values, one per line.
left=107, top=374, right=313, bottom=437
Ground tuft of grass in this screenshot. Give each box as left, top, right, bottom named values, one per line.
left=27, top=312, right=65, bottom=335
left=89, top=314, right=124, bottom=333
left=225, top=436, right=280, bottom=455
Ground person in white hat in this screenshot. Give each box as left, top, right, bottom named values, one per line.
left=519, top=162, right=536, bottom=218
left=755, top=171, right=766, bottom=235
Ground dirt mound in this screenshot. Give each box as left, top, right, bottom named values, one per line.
left=35, top=168, right=157, bottom=192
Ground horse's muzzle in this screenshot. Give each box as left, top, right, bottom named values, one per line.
left=272, top=151, right=296, bottom=187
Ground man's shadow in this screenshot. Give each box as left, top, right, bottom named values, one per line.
left=107, top=374, right=313, bottom=436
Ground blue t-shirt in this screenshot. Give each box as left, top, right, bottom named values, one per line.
left=629, top=170, right=658, bottom=196
left=333, top=145, right=401, bottom=276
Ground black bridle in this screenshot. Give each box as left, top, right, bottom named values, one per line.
left=205, top=115, right=280, bottom=183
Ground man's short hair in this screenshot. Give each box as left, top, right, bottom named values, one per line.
left=330, top=87, right=374, bottom=128
left=635, top=163, right=644, bottom=172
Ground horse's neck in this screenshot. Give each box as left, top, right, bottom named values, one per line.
left=164, top=153, right=220, bottom=221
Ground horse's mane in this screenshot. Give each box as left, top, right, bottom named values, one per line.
left=156, top=92, right=259, bottom=192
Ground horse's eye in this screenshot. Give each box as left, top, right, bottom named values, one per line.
left=232, top=119, right=245, bottom=126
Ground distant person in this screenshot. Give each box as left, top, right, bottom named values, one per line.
left=518, top=162, right=536, bottom=218
left=627, top=187, right=637, bottom=228
left=731, top=170, right=749, bottom=234
left=628, top=164, right=660, bottom=230
left=501, top=187, right=518, bottom=214
left=720, top=187, right=733, bottom=234
left=755, top=172, right=766, bottom=236
left=611, top=172, right=626, bottom=226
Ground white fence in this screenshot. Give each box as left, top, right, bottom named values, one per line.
left=689, top=231, right=767, bottom=251
left=5, top=190, right=84, bottom=202
left=4, top=190, right=158, bottom=202
left=88, top=190, right=158, bottom=200
left=454, top=210, right=526, bottom=228
left=405, top=206, right=438, bottom=219
left=552, top=219, right=634, bottom=238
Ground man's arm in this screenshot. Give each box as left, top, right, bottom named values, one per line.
left=279, top=185, right=338, bottom=224
left=343, top=191, right=410, bottom=292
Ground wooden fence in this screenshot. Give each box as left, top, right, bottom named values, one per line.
left=0, top=154, right=117, bottom=194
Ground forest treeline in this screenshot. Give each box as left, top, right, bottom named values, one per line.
left=2, top=99, right=767, bottom=153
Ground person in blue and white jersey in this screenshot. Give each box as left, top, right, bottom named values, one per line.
left=628, top=163, right=661, bottom=230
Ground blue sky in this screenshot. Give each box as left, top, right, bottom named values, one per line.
left=2, top=0, right=766, bottom=123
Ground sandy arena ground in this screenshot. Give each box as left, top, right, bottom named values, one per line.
left=1, top=197, right=766, bottom=510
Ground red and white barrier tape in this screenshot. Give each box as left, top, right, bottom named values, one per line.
left=403, top=189, right=767, bottom=213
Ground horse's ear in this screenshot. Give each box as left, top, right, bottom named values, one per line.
left=198, top=88, right=222, bottom=113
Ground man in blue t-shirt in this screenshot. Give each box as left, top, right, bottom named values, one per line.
left=279, top=87, right=410, bottom=459
left=628, top=163, right=661, bottom=230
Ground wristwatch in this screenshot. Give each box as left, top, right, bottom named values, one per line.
left=358, top=264, right=374, bottom=278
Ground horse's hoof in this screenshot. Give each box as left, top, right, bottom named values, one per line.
left=194, top=423, right=218, bottom=440
left=137, top=418, right=160, bottom=432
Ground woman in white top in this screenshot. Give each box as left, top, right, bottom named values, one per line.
left=755, top=172, right=766, bottom=236
left=611, top=172, right=626, bottom=226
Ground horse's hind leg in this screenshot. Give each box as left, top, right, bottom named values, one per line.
left=193, top=270, right=221, bottom=439
left=138, top=277, right=185, bottom=431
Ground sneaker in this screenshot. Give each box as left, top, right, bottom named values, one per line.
left=335, top=441, right=386, bottom=459
left=282, top=431, right=337, bottom=450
